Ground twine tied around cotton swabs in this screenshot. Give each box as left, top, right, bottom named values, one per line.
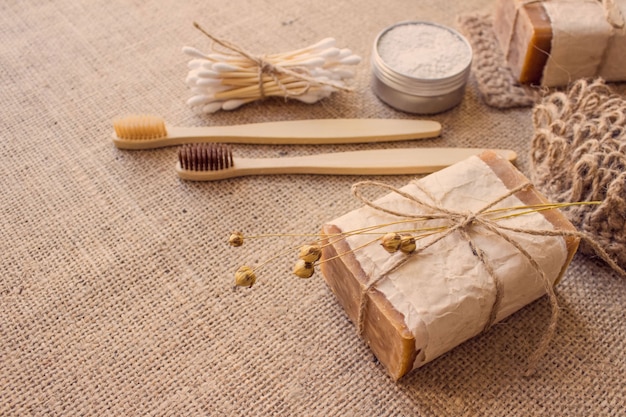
left=183, top=22, right=361, bottom=113
left=351, top=179, right=626, bottom=375
left=192, top=22, right=348, bottom=95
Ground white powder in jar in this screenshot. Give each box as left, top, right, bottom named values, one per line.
left=377, top=22, right=472, bottom=79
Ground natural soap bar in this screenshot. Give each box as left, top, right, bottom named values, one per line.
left=320, top=151, right=580, bottom=379
left=493, top=0, right=626, bottom=86
left=493, top=0, right=552, bottom=84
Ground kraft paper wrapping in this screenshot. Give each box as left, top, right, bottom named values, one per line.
left=328, top=156, right=569, bottom=370
left=598, top=1, right=626, bottom=80
left=541, top=1, right=616, bottom=86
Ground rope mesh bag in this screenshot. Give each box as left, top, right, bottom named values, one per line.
left=530, top=78, right=626, bottom=270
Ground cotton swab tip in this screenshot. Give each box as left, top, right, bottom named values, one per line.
left=339, top=55, right=362, bottom=65
left=182, top=46, right=210, bottom=59
left=187, top=95, right=214, bottom=107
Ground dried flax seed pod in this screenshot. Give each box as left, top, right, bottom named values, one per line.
left=293, top=259, right=315, bottom=279
left=298, top=244, right=322, bottom=263
left=235, top=266, right=257, bottom=288
left=380, top=232, right=403, bottom=253
left=229, top=231, right=245, bottom=247
left=400, top=234, right=416, bottom=254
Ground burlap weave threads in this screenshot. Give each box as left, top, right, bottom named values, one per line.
left=530, top=78, right=626, bottom=271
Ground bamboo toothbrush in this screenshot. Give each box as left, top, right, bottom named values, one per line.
left=112, top=115, right=442, bottom=150
left=175, top=143, right=517, bottom=181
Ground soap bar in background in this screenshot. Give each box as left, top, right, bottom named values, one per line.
left=493, top=0, right=552, bottom=84
left=320, top=151, right=580, bottom=380
left=493, top=0, right=626, bottom=87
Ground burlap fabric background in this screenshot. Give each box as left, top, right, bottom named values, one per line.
left=1, top=1, right=624, bottom=415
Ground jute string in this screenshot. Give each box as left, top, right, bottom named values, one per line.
left=192, top=22, right=351, bottom=99
left=350, top=179, right=626, bottom=375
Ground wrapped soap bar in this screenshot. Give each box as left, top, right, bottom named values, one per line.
left=493, top=0, right=626, bottom=86
left=320, top=151, right=580, bottom=379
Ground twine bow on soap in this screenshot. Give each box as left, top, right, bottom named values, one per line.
left=350, top=179, right=625, bottom=375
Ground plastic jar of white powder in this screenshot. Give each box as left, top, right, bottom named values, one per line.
left=371, top=21, right=472, bottom=114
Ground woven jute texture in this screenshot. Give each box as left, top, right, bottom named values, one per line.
left=1, top=1, right=625, bottom=416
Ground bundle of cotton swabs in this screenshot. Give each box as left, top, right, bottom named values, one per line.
left=183, top=23, right=361, bottom=113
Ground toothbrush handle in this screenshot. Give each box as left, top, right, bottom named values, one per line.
left=115, top=119, right=441, bottom=149
left=173, top=119, right=442, bottom=144
left=176, top=148, right=517, bottom=180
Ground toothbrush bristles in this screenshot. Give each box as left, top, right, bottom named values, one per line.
left=178, top=143, right=234, bottom=171
left=114, top=115, right=167, bottom=140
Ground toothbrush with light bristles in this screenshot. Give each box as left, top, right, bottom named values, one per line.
left=111, top=115, right=443, bottom=150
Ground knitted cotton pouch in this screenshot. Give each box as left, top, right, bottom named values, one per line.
left=457, top=13, right=537, bottom=109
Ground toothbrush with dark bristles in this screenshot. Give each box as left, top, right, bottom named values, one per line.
left=175, top=143, right=517, bottom=181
